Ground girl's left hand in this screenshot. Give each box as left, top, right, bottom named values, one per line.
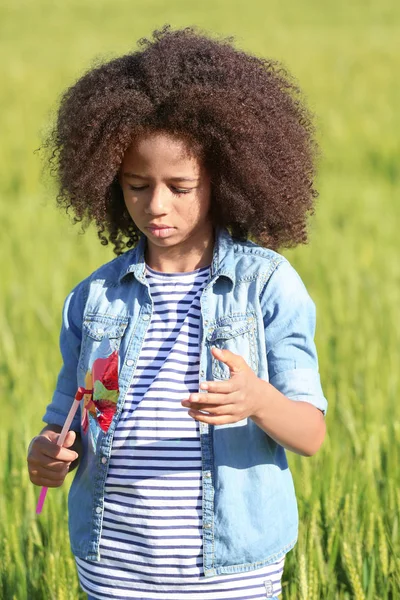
left=181, top=346, right=265, bottom=424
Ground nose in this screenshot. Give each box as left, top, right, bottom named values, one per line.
left=144, top=186, right=169, bottom=216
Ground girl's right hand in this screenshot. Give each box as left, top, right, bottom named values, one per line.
left=27, top=429, right=80, bottom=488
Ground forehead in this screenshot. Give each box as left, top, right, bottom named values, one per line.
left=123, top=131, right=200, bottom=172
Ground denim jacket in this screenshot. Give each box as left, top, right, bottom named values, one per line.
left=43, top=226, right=327, bottom=577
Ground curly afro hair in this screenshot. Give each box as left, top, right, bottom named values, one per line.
left=45, top=24, right=320, bottom=255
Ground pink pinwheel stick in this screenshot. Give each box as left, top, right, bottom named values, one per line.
left=35, top=398, right=81, bottom=514
left=35, top=373, right=93, bottom=515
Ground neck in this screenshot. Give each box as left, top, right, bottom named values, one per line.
left=144, top=227, right=215, bottom=273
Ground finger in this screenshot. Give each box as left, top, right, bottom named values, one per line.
left=40, top=440, right=78, bottom=462
left=188, top=410, right=238, bottom=425
left=29, top=455, right=72, bottom=472
left=211, top=346, right=246, bottom=373
left=200, top=379, right=236, bottom=393
left=186, top=392, right=234, bottom=405
left=187, top=404, right=236, bottom=416
left=61, top=430, right=76, bottom=449
left=182, top=396, right=235, bottom=410
left=34, top=465, right=69, bottom=480
left=30, top=464, right=70, bottom=483
left=30, top=475, right=67, bottom=488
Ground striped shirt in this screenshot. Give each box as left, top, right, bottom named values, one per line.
left=76, top=264, right=285, bottom=599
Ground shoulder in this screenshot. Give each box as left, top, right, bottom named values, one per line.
left=63, top=248, right=137, bottom=309
left=231, top=237, right=289, bottom=283
left=86, top=248, right=137, bottom=284
left=231, top=238, right=312, bottom=308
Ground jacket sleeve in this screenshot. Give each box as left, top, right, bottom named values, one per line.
left=260, top=259, right=328, bottom=416
left=42, top=278, right=89, bottom=430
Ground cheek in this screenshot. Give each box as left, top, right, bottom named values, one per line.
left=122, top=190, right=138, bottom=214
left=122, top=199, right=141, bottom=226
left=182, top=201, right=202, bottom=222
left=197, top=190, right=212, bottom=218
left=183, top=202, right=210, bottom=229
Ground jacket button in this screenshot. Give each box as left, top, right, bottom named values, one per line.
left=204, top=471, right=211, bottom=478
left=101, top=457, right=107, bottom=464
left=96, top=507, right=102, bottom=514
left=143, top=314, right=150, bottom=321
left=204, top=523, right=212, bottom=529
left=126, top=359, right=134, bottom=366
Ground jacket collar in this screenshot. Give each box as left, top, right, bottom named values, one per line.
left=118, top=226, right=236, bottom=285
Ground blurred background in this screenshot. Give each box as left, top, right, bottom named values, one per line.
left=1, top=0, right=399, bottom=598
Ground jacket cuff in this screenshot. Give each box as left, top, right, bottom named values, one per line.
left=269, top=368, right=328, bottom=416
left=42, top=390, right=82, bottom=431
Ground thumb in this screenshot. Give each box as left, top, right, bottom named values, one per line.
left=211, top=346, right=244, bottom=374
left=62, top=430, right=77, bottom=449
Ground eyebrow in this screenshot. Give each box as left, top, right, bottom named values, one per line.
left=123, top=172, right=200, bottom=182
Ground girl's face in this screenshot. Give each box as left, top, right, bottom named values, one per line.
left=120, top=131, right=213, bottom=269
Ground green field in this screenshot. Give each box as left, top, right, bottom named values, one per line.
left=1, top=0, right=399, bottom=598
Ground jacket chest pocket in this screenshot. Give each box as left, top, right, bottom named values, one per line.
left=78, top=315, right=129, bottom=375
left=206, top=314, right=258, bottom=380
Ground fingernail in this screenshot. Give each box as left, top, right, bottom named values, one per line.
left=200, top=383, right=208, bottom=390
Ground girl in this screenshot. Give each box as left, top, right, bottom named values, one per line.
left=27, top=24, right=328, bottom=600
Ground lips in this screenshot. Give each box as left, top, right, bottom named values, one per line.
left=146, top=225, right=175, bottom=238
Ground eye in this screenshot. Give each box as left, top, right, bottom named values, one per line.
left=128, top=185, right=146, bottom=191
left=128, top=185, right=192, bottom=195
left=171, top=188, right=191, bottom=195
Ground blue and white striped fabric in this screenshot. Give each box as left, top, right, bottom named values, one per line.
left=76, top=264, right=285, bottom=599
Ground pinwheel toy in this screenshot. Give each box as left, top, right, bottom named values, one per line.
left=35, top=350, right=119, bottom=514
left=81, top=350, right=119, bottom=434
